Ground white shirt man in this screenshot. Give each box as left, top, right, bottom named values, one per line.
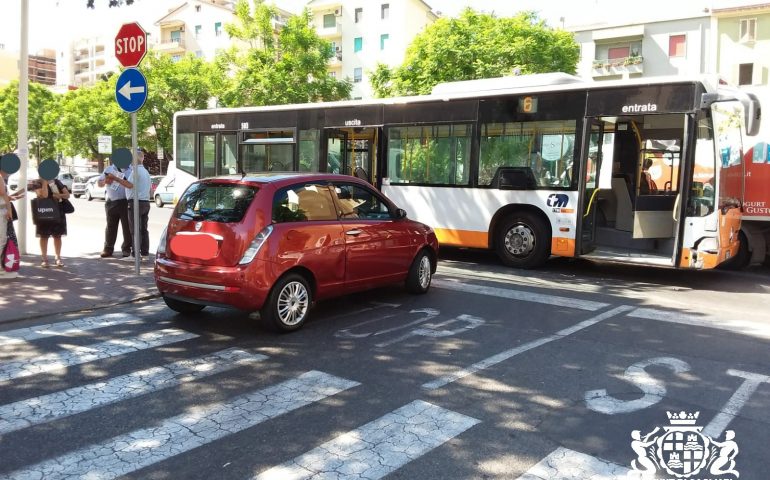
left=110, top=149, right=152, bottom=258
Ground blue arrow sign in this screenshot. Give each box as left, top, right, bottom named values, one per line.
left=115, top=68, right=148, bottom=113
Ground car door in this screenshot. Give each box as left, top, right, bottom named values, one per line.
left=330, top=182, right=415, bottom=291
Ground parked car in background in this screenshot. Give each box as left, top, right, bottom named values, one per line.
left=150, top=175, right=163, bottom=198
left=57, top=172, right=75, bottom=191
left=7, top=168, right=39, bottom=192
left=153, top=176, right=175, bottom=207
left=85, top=176, right=107, bottom=201
left=155, top=173, right=438, bottom=332
left=71, top=174, right=100, bottom=198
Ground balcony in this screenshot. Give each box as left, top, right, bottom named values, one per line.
left=155, top=38, right=186, bottom=54
left=318, top=23, right=342, bottom=39
left=592, top=56, right=644, bottom=78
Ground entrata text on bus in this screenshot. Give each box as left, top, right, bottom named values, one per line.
left=170, top=73, right=760, bottom=270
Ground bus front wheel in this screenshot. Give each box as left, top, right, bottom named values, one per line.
left=495, top=212, right=550, bottom=269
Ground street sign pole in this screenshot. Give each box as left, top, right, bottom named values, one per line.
left=132, top=113, right=139, bottom=274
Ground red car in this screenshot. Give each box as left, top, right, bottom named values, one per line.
left=155, top=173, right=439, bottom=332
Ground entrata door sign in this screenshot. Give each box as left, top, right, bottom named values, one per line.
left=115, top=22, right=147, bottom=68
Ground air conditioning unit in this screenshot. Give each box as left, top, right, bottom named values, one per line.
left=334, top=8, right=342, bottom=16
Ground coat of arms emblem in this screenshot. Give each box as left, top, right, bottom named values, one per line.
left=630, top=411, right=739, bottom=479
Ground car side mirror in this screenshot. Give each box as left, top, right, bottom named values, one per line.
left=395, top=208, right=407, bottom=219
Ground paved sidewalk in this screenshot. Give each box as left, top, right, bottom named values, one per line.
left=0, top=253, right=158, bottom=324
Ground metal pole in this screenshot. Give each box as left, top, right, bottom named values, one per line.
left=131, top=112, right=140, bottom=274
left=17, top=0, right=29, bottom=255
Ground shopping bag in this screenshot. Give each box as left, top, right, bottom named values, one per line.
left=2, top=240, right=20, bottom=273
left=31, top=197, right=61, bottom=224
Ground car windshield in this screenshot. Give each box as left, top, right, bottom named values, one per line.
left=175, top=183, right=258, bottom=223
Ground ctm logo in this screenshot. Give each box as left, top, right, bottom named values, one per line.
left=547, top=194, right=569, bottom=208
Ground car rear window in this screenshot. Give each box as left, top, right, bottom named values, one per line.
left=175, top=183, right=258, bottom=223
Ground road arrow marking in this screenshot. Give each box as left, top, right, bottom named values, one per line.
left=118, top=80, right=145, bottom=100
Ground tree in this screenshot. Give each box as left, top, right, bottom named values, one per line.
left=215, top=0, right=351, bottom=107
left=0, top=81, right=59, bottom=160
left=138, top=52, right=219, bottom=170
left=370, top=9, right=580, bottom=97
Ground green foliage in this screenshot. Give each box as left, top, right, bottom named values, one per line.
left=371, top=9, right=580, bottom=97
left=215, top=0, right=351, bottom=107
left=0, top=81, right=59, bottom=159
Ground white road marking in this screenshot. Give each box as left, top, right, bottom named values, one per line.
left=375, top=314, right=486, bottom=348
left=0, top=313, right=145, bottom=347
left=0, top=348, right=266, bottom=435
left=0, top=329, right=198, bottom=383
left=703, top=369, right=770, bottom=438
left=585, top=357, right=691, bottom=415
left=432, top=279, right=609, bottom=311
left=515, top=447, right=632, bottom=480
left=335, top=308, right=439, bottom=339
left=254, top=400, right=479, bottom=480
left=423, top=306, right=634, bottom=390
left=5, top=371, right=359, bottom=480
left=629, top=307, right=770, bottom=340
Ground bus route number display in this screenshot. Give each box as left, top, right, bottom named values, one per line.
left=518, top=96, right=538, bottom=114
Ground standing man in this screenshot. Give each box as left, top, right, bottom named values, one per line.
left=108, top=148, right=151, bottom=260
left=98, top=159, right=132, bottom=258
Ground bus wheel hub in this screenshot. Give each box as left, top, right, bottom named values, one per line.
left=505, top=225, right=534, bottom=256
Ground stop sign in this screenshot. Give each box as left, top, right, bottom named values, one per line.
left=115, top=22, right=147, bottom=68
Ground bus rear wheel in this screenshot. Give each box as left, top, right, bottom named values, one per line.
left=495, top=212, right=550, bottom=269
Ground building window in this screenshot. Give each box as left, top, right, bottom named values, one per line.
left=195, top=25, right=202, bottom=38
left=215, top=22, right=223, bottom=37
left=353, top=67, right=362, bottom=83
left=381, top=3, right=389, bottom=19
left=740, top=18, right=757, bottom=42
left=196, top=50, right=203, bottom=58
left=195, top=5, right=201, bottom=12
left=739, top=63, right=754, bottom=85
left=323, top=14, right=336, bottom=28
left=669, top=34, right=686, bottom=57
left=329, top=71, right=337, bottom=78
left=171, top=55, right=182, bottom=62
left=608, top=46, right=629, bottom=60
left=354, top=37, right=363, bottom=52
left=171, top=30, right=182, bottom=43
left=355, top=8, right=363, bottom=23
left=380, top=34, right=389, bottom=50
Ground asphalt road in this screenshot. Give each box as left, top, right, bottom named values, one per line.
left=1, top=254, right=768, bottom=479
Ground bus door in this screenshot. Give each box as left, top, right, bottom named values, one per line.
left=324, top=127, right=379, bottom=183
left=579, top=119, right=606, bottom=254
left=199, top=132, right=238, bottom=177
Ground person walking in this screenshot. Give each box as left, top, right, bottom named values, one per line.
left=98, top=160, right=132, bottom=258
left=34, top=176, right=70, bottom=268
left=109, top=148, right=151, bottom=260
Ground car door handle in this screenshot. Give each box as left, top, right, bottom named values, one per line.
left=345, top=229, right=362, bottom=236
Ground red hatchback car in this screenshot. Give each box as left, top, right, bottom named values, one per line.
left=155, top=173, right=439, bottom=331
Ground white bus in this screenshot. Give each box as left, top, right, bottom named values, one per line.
left=171, top=73, right=760, bottom=269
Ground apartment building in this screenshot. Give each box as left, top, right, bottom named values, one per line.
left=712, top=2, right=770, bottom=86
left=307, top=0, right=438, bottom=99
left=29, top=49, right=56, bottom=86
left=58, top=35, right=115, bottom=88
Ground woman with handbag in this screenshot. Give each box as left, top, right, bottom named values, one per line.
left=0, top=169, right=11, bottom=279
left=35, top=176, right=70, bottom=268
left=1, top=169, right=23, bottom=279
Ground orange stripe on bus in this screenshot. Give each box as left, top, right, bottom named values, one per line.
left=434, top=229, right=489, bottom=249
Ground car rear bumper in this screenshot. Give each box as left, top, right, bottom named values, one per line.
left=154, top=257, right=273, bottom=311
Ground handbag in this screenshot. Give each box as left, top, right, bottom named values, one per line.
left=11, top=203, right=17, bottom=221
left=62, top=198, right=75, bottom=214
left=31, top=197, right=61, bottom=225
left=2, top=239, right=20, bottom=273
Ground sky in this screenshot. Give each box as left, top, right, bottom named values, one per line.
left=0, top=0, right=737, bottom=54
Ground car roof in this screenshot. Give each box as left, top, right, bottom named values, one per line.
left=199, top=172, right=370, bottom=187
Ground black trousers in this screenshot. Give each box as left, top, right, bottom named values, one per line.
left=127, top=200, right=151, bottom=256
left=104, top=199, right=132, bottom=255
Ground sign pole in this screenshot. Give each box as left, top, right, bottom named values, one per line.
left=131, top=112, right=140, bottom=274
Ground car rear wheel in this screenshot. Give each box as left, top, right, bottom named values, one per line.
left=73, top=194, right=81, bottom=199
left=495, top=212, right=550, bottom=269
left=405, top=249, right=433, bottom=294
left=163, top=295, right=205, bottom=314
left=261, top=273, right=311, bottom=332
left=155, top=195, right=164, bottom=208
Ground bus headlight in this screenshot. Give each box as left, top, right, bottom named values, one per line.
left=239, top=225, right=273, bottom=265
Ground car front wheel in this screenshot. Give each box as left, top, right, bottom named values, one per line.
left=405, top=249, right=433, bottom=294
left=155, top=195, right=164, bottom=208
left=261, top=273, right=312, bottom=332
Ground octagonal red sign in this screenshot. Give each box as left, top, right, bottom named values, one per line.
left=115, top=22, right=147, bottom=68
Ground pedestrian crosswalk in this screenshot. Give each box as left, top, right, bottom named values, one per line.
left=0, top=312, right=481, bottom=480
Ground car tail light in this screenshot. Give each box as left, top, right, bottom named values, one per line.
left=157, top=226, right=168, bottom=256
left=238, top=225, right=273, bottom=265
